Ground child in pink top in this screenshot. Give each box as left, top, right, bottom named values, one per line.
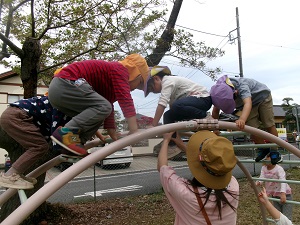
left=158, top=130, right=239, bottom=225
left=256, top=155, right=293, bottom=220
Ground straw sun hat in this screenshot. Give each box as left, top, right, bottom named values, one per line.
left=186, top=130, right=237, bottom=189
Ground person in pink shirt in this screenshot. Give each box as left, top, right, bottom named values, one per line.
left=157, top=130, right=239, bottom=225
left=256, top=154, right=293, bottom=221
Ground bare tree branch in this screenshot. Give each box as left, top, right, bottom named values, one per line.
left=0, top=0, right=30, bottom=59
left=0, top=33, right=23, bottom=58
left=37, top=0, right=107, bottom=40
left=31, top=0, right=35, bottom=37
left=13, top=0, right=31, bottom=11
left=39, top=47, right=100, bottom=73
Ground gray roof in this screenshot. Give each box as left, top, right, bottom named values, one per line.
left=273, top=105, right=286, bottom=117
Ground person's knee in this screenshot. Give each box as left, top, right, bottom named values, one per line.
left=251, top=135, right=265, bottom=144
left=102, top=101, right=112, bottom=116
left=163, top=110, right=173, bottom=124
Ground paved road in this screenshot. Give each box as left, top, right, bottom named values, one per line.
left=47, top=153, right=300, bottom=203
left=1, top=148, right=299, bottom=204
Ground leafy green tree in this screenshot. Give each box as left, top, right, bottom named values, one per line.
left=0, top=0, right=225, bottom=222
left=281, top=97, right=298, bottom=131
left=0, top=0, right=223, bottom=92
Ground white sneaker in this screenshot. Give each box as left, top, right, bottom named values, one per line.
left=20, top=174, right=37, bottom=185
left=0, top=172, right=34, bottom=189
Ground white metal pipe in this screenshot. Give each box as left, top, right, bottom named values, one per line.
left=2, top=120, right=300, bottom=224
left=236, top=159, right=268, bottom=225
left=1, top=121, right=199, bottom=225
left=218, top=121, right=300, bottom=157
left=0, top=155, right=66, bottom=206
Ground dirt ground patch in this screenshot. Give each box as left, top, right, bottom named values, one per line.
left=38, top=167, right=300, bottom=224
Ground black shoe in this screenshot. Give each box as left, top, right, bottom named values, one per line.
left=270, top=151, right=283, bottom=165
left=255, top=148, right=270, bottom=162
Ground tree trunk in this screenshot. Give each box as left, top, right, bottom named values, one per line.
left=146, top=0, right=183, bottom=66
left=21, top=37, right=42, bottom=98
left=0, top=37, right=47, bottom=223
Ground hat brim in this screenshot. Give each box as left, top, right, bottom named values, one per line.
left=186, top=131, right=233, bottom=189
left=144, top=66, right=171, bottom=97
left=143, top=68, right=152, bottom=97
left=151, top=66, right=171, bottom=76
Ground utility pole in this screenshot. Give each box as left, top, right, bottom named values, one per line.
left=229, top=7, right=244, bottom=77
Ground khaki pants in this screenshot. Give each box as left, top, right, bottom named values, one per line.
left=245, top=94, right=275, bottom=129
left=0, top=107, right=49, bottom=173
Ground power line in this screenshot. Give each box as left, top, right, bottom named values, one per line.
left=170, top=18, right=300, bottom=52
left=175, top=24, right=228, bottom=38
left=241, top=39, right=300, bottom=51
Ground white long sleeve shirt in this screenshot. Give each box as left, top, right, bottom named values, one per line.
left=158, top=76, right=210, bottom=108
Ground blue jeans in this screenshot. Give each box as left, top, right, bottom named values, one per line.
left=163, top=96, right=212, bottom=124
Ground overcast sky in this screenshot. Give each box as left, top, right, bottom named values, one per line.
left=127, top=0, right=300, bottom=119
left=1, top=0, right=299, bottom=121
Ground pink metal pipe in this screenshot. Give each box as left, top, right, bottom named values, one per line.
left=1, top=121, right=199, bottom=225
left=2, top=120, right=299, bottom=224
left=236, top=159, right=267, bottom=225
left=0, top=155, right=66, bottom=206
left=218, top=121, right=300, bottom=157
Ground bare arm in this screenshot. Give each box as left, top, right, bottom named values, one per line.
left=212, top=106, right=220, bottom=119
left=84, top=130, right=110, bottom=150
left=171, top=136, right=187, bottom=152
left=95, top=130, right=107, bottom=142
left=107, top=128, right=118, bottom=141
left=212, top=106, right=221, bottom=135
left=127, top=115, right=139, bottom=134
left=152, top=104, right=166, bottom=126
left=157, top=132, right=173, bottom=171
left=258, top=187, right=281, bottom=220
left=236, top=97, right=252, bottom=130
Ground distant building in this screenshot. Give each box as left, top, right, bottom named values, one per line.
left=0, top=70, right=48, bottom=114
left=273, top=105, right=286, bottom=128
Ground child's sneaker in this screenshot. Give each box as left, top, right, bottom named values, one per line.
left=270, top=151, right=283, bottom=165
left=0, top=173, right=34, bottom=189
left=255, top=148, right=270, bottom=162
left=51, top=126, right=88, bottom=156
left=20, top=175, right=37, bottom=185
